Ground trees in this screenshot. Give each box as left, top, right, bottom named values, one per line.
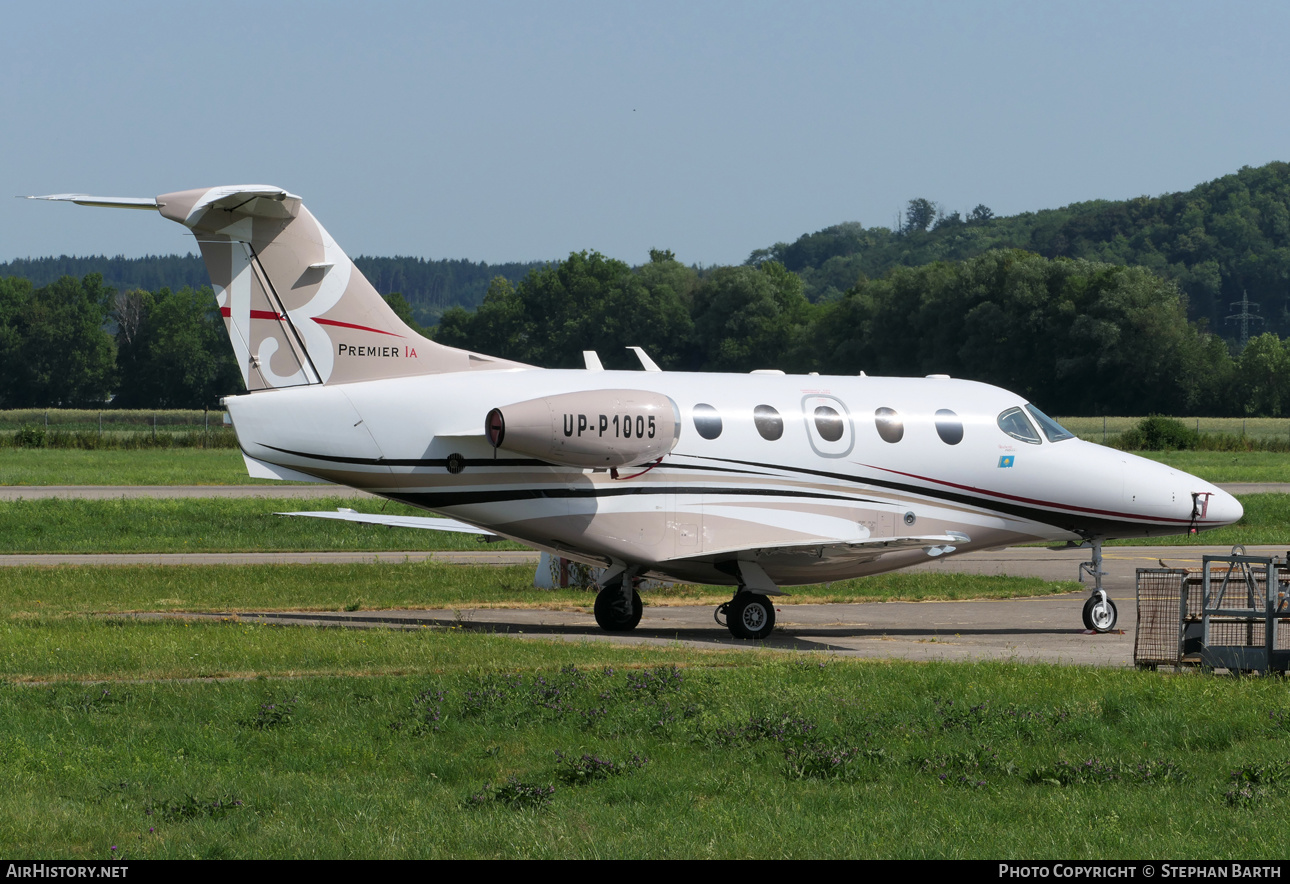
left=810, top=251, right=1229, bottom=414
left=903, top=198, right=937, bottom=234
left=435, top=252, right=694, bottom=370
left=690, top=262, right=813, bottom=372
left=743, top=163, right=1290, bottom=344
left=1236, top=332, right=1290, bottom=416
left=113, top=286, right=242, bottom=408
left=1, top=274, right=116, bottom=407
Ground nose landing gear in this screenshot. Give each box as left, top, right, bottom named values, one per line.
left=1078, top=537, right=1118, bottom=632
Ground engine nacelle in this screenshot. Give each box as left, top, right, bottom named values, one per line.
left=485, top=389, right=681, bottom=468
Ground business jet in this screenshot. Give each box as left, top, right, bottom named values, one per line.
left=30, top=186, right=1244, bottom=640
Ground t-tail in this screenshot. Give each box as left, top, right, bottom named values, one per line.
left=28, top=186, right=527, bottom=389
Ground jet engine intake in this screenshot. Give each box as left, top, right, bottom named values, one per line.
left=486, top=389, right=681, bottom=467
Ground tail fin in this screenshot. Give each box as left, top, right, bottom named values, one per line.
left=158, top=185, right=528, bottom=389
left=33, top=186, right=527, bottom=389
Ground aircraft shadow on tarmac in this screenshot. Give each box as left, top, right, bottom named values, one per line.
left=225, top=610, right=1100, bottom=654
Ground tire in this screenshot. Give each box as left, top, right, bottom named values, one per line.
left=727, top=592, right=776, bottom=640
left=1082, top=594, right=1117, bottom=633
left=593, top=586, right=643, bottom=632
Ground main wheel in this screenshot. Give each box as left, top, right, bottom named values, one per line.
left=727, top=592, right=776, bottom=640
left=593, top=586, right=643, bottom=632
left=1082, top=594, right=1118, bottom=633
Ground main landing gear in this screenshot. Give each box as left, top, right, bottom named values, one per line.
left=715, top=591, right=777, bottom=640
left=713, top=560, right=783, bottom=640
left=593, top=569, right=643, bottom=632
left=591, top=561, right=782, bottom=640
left=1079, top=537, right=1118, bottom=633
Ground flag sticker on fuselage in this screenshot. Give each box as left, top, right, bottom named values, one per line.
left=998, top=455, right=1015, bottom=468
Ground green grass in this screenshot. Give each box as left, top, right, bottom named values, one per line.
left=1139, top=450, right=1290, bottom=483
left=0, top=493, right=1284, bottom=554
left=0, top=448, right=287, bottom=485
left=0, top=563, right=1078, bottom=625
left=0, top=497, right=527, bottom=553
left=4, top=630, right=1290, bottom=858
left=1, top=441, right=1289, bottom=486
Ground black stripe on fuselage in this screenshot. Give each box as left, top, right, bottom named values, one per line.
left=256, top=444, right=768, bottom=477
left=692, top=455, right=1189, bottom=534
left=384, top=485, right=869, bottom=508
left=251, top=444, right=1179, bottom=534
left=251, top=444, right=869, bottom=506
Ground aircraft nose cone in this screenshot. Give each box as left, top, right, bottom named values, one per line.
left=1204, top=488, right=1243, bottom=527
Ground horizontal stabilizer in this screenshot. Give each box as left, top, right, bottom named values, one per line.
left=278, top=508, right=500, bottom=537
left=25, top=194, right=158, bottom=210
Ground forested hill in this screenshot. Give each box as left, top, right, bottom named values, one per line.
left=0, top=254, right=548, bottom=327
left=354, top=256, right=548, bottom=324
left=754, top=162, right=1290, bottom=340
left=0, top=255, right=210, bottom=294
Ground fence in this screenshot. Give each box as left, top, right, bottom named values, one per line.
left=1059, top=416, right=1290, bottom=447
left=0, top=409, right=237, bottom=449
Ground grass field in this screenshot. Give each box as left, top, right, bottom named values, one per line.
left=6, top=420, right=1290, bottom=857
left=4, top=622, right=1289, bottom=858
left=1135, top=450, right=1290, bottom=483
left=0, top=563, right=1079, bottom=623
left=0, top=448, right=288, bottom=486
left=0, top=493, right=1284, bottom=553
left=2, top=444, right=1289, bottom=487
left=0, top=497, right=528, bottom=553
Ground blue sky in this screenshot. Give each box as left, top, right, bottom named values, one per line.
left=4, top=0, right=1288, bottom=267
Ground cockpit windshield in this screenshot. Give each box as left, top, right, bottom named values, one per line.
left=997, top=407, right=1041, bottom=444
left=1025, top=404, right=1075, bottom=442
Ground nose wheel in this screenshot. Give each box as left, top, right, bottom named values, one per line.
left=1082, top=592, right=1117, bottom=632
left=1078, top=537, right=1118, bottom=633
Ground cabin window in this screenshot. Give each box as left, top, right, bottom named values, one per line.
left=935, top=409, right=964, bottom=445
left=874, top=407, right=903, bottom=443
left=997, top=407, right=1041, bottom=444
left=692, top=404, right=723, bottom=440
left=754, top=405, right=783, bottom=441
left=813, top=406, right=845, bottom=442
left=801, top=394, right=854, bottom=457
left=1025, top=404, right=1075, bottom=442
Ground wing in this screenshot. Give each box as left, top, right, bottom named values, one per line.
left=679, top=532, right=970, bottom=565
left=657, top=532, right=971, bottom=595
left=746, top=533, right=968, bottom=559
left=278, top=508, right=501, bottom=538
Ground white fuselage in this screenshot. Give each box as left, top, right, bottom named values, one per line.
left=227, top=369, right=1242, bottom=586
